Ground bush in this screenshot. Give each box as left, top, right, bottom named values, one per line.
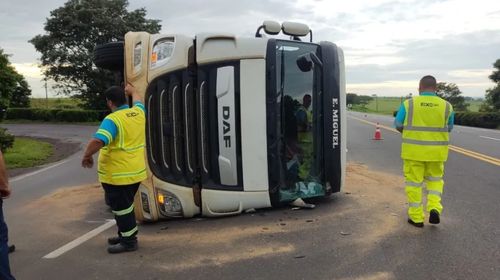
left=6, top=108, right=108, bottom=122
left=55, top=110, right=99, bottom=122
left=0, top=128, right=15, bottom=152
left=454, top=112, right=500, bottom=129
left=4, top=108, right=30, bottom=120
left=33, top=108, right=60, bottom=121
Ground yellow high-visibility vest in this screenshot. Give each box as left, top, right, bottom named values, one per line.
left=401, top=95, right=453, bottom=162
left=98, top=106, right=147, bottom=185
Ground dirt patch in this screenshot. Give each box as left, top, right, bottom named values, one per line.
left=343, top=163, right=407, bottom=246
left=141, top=163, right=409, bottom=272
left=8, top=136, right=81, bottom=178
left=25, top=183, right=104, bottom=221
left=19, top=183, right=108, bottom=239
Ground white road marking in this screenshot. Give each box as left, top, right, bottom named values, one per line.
left=43, top=219, right=116, bottom=259
left=479, top=135, right=500, bottom=142
left=10, top=158, right=71, bottom=183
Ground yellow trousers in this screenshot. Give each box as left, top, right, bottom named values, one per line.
left=403, top=160, right=445, bottom=223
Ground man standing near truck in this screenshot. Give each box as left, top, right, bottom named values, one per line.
left=82, top=84, right=146, bottom=253
left=394, top=75, right=454, bottom=227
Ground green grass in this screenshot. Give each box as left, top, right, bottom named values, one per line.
left=30, top=97, right=82, bottom=109
left=351, top=97, right=404, bottom=115
left=351, top=97, right=485, bottom=115
left=366, top=97, right=405, bottom=115
left=4, top=137, right=54, bottom=169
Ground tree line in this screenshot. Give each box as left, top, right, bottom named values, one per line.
left=348, top=65, right=500, bottom=113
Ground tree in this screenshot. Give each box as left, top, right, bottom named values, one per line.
left=346, top=93, right=357, bottom=105
left=346, top=93, right=373, bottom=107
left=30, top=0, right=161, bottom=109
left=0, top=48, right=31, bottom=109
left=436, top=82, right=469, bottom=112
left=10, top=78, right=31, bottom=108
left=480, top=59, right=500, bottom=112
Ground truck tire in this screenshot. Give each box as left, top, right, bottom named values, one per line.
left=93, top=42, right=124, bottom=71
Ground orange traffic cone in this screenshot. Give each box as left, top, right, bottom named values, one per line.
left=372, top=123, right=383, bottom=140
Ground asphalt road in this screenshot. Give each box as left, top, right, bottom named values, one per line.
left=2, top=118, right=500, bottom=280
left=347, top=112, right=500, bottom=279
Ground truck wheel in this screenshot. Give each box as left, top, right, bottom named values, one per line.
left=93, top=42, right=124, bottom=71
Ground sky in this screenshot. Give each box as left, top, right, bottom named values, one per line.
left=1, top=0, right=499, bottom=98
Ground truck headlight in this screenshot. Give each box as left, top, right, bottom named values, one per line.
left=157, top=190, right=183, bottom=217
left=140, top=192, right=150, bottom=214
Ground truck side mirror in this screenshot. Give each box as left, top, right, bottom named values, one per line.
left=309, top=52, right=323, bottom=69
left=296, top=54, right=313, bottom=72
left=255, top=20, right=281, bottom=37
left=282, top=21, right=313, bottom=42
left=297, top=52, right=323, bottom=72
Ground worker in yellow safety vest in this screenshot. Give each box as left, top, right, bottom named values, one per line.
left=394, top=75, right=454, bottom=227
left=82, top=84, right=146, bottom=253
left=296, top=94, right=313, bottom=180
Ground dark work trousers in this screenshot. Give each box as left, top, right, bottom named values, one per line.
left=102, top=183, right=140, bottom=244
left=0, top=199, right=15, bottom=280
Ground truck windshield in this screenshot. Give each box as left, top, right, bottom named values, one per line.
left=276, top=40, right=325, bottom=202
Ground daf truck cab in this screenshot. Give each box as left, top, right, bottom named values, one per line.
left=94, top=21, right=346, bottom=221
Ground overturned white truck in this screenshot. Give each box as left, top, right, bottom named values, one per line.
left=93, top=21, right=346, bottom=221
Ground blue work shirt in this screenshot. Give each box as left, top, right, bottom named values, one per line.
left=93, top=102, right=146, bottom=145
left=394, top=92, right=454, bottom=131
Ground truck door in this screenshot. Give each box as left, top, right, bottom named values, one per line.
left=195, top=34, right=272, bottom=216
left=265, top=39, right=346, bottom=204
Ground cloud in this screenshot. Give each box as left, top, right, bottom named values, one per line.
left=12, top=63, right=43, bottom=79
left=345, top=29, right=500, bottom=96
left=0, top=0, right=67, bottom=62
left=129, top=0, right=301, bottom=37
left=448, top=69, right=493, bottom=79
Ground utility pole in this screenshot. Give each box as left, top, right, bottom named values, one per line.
left=45, top=79, right=48, bottom=109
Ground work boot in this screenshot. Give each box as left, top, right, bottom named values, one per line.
left=107, top=236, right=121, bottom=245
left=407, top=219, right=424, bottom=228
left=429, top=209, right=440, bottom=224
left=107, top=242, right=138, bottom=254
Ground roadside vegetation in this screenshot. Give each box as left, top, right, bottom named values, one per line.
left=350, top=96, right=484, bottom=116
left=29, top=97, right=82, bottom=109
left=348, top=64, right=500, bottom=129
left=349, top=96, right=498, bottom=129
left=350, top=96, right=401, bottom=115
left=4, top=137, right=53, bottom=169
